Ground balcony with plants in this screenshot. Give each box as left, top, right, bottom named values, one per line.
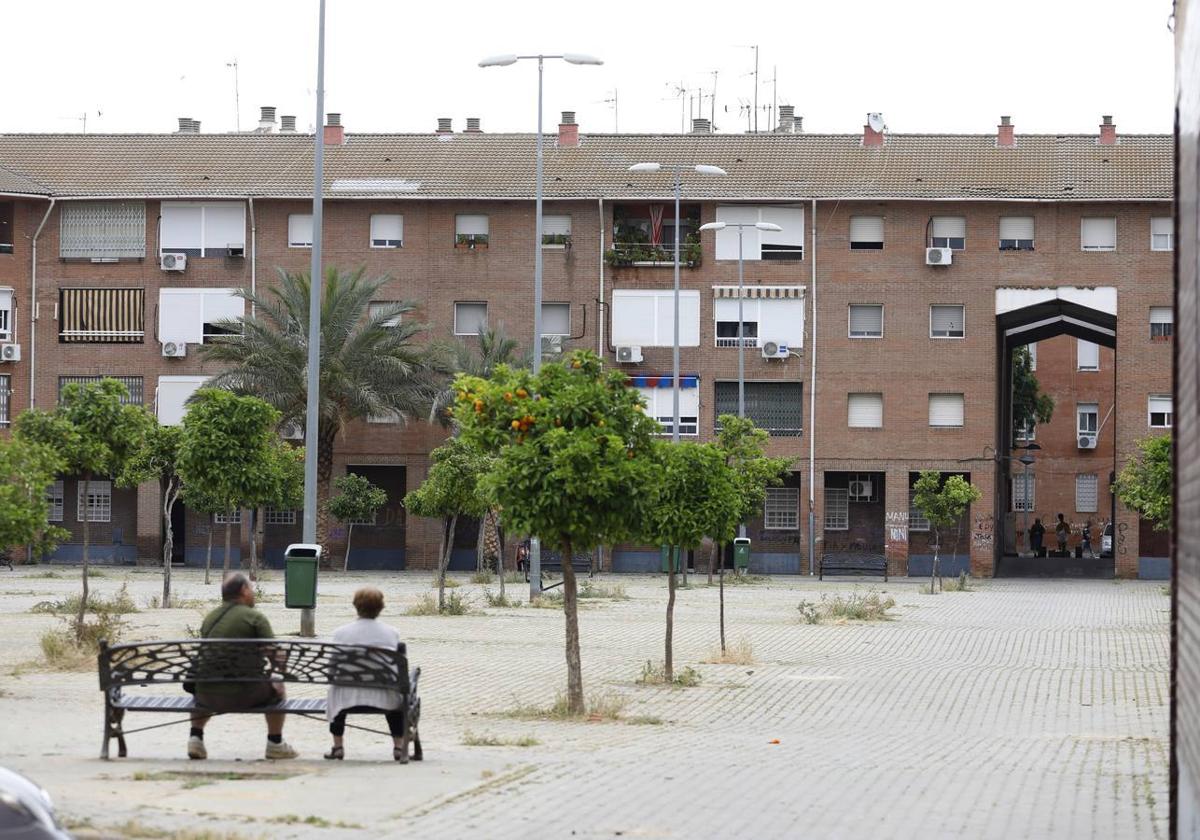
left=605, top=203, right=701, bottom=268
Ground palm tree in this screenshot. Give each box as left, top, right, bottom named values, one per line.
left=200, top=267, right=446, bottom=552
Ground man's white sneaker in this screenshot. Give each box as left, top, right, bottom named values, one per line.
left=265, top=740, right=298, bottom=760
left=187, top=736, right=207, bottom=760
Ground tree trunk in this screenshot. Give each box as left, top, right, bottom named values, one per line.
left=476, top=517, right=487, bottom=573
left=718, top=543, right=726, bottom=654
left=247, top=507, right=260, bottom=582
left=438, top=515, right=456, bottom=612
left=76, top=473, right=92, bottom=640
left=162, top=477, right=179, bottom=608
left=665, top=546, right=677, bottom=682
left=343, top=523, right=354, bottom=572
left=930, top=526, right=940, bottom=595
left=560, top=540, right=584, bottom=715
left=223, top=513, right=233, bottom=574
left=204, top=519, right=213, bottom=585
left=315, top=427, right=338, bottom=560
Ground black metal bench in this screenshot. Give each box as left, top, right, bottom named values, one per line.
left=819, top=552, right=889, bottom=581
left=517, top=548, right=593, bottom=591
left=97, top=639, right=421, bottom=762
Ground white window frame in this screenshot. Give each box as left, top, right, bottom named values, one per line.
left=288, top=214, right=313, bottom=248
left=1077, top=403, right=1099, bottom=435
left=77, top=480, right=112, bottom=523
left=998, top=216, right=1035, bottom=251
left=1080, top=217, right=1117, bottom=252
left=542, top=302, right=571, bottom=337
left=156, top=375, right=209, bottom=426
left=1151, top=217, right=1173, bottom=252
left=1149, top=394, right=1173, bottom=429
left=908, top=488, right=930, bottom=532
left=929, top=393, right=965, bottom=428
left=47, top=480, right=64, bottom=522
left=369, top=214, right=403, bottom=248
left=1150, top=306, right=1174, bottom=340
left=213, top=510, right=243, bottom=525
left=1014, top=417, right=1036, bottom=442
left=824, top=488, right=849, bottom=531
left=1011, top=475, right=1036, bottom=512
left=455, top=214, right=490, bottom=246
left=930, top=216, right=966, bottom=250
left=1077, top=340, right=1100, bottom=372
left=160, top=202, right=246, bottom=257
left=453, top=301, right=488, bottom=336
left=613, top=289, right=702, bottom=348
left=847, top=393, right=884, bottom=428
left=849, top=215, right=884, bottom=250
left=264, top=508, right=297, bottom=526
left=542, top=215, right=572, bottom=248
left=0, top=287, right=11, bottom=343
left=1075, top=474, right=1099, bottom=514
left=930, top=305, right=965, bottom=339
left=848, top=304, right=883, bottom=338
left=158, top=288, right=243, bottom=346
left=764, top=486, right=800, bottom=530
left=1027, top=342, right=1037, bottom=371
left=636, top=385, right=700, bottom=437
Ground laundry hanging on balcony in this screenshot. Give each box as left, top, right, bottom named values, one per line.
left=649, top=204, right=665, bottom=245
left=627, top=374, right=699, bottom=389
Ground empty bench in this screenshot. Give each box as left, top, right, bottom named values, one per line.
left=97, top=639, right=421, bottom=762
left=518, top=548, right=593, bottom=591
left=819, top=553, right=889, bottom=581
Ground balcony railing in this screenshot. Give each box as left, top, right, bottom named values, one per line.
left=715, top=337, right=760, bottom=349
left=604, top=241, right=701, bottom=268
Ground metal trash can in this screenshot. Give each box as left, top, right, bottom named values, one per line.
left=733, top=537, right=751, bottom=571
left=660, top=545, right=681, bottom=573
left=284, top=543, right=321, bottom=609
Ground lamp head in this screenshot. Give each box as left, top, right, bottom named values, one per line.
left=563, top=53, right=604, bottom=65
left=1018, top=454, right=1036, bottom=466
left=628, top=162, right=662, bottom=173
left=479, top=54, right=519, bottom=67
left=694, top=164, right=727, bottom=176
left=755, top=222, right=783, bottom=232
left=698, top=222, right=726, bottom=232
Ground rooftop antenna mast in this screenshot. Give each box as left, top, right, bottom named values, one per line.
left=226, top=58, right=240, bottom=131
left=710, top=70, right=719, bottom=129
left=603, top=89, right=618, bottom=132
left=750, top=45, right=760, bottom=132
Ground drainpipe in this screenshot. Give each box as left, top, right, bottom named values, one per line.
left=597, top=197, right=605, bottom=357
left=807, top=198, right=817, bottom=575
left=29, top=198, right=56, bottom=409
left=248, top=197, right=257, bottom=316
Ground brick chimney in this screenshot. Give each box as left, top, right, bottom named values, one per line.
left=465, top=117, right=482, bottom=134
left=998, top=115, right=1014, bottom=148
left=258, top=106, right=277, bottom=132
left=691, top=117, right=711, bottom=134
left=558, top=111, right=579, bottom=147
left=1099, top=115, right=1117, bottom=145
left=280, top=115, right=297, bottom=133
left=437, top=117, right=453, bottom=135
left=324, top=113, right=344, bottom=146
left=863, top=113, right=884, bottom=147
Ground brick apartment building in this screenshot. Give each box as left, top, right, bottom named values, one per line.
left=0, top=109, right=1173, bottom=577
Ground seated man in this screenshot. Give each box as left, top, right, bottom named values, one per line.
left=188, top=572, right=297, bottom=760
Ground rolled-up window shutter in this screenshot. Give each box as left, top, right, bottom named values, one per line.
left=847, top=393, right=883, bottom=428
left=848, top=304, right=883, bottom=336
left=999, top=216, right=1034, bottom=240
left=542, top=216, right=571, bottom=237
left=930, top=305, right=964, bottom=336
left=1081, top=217, right=1116, bottom=250
left=929, top=393, right=964, bottom=426
left=849, top=216, right=884, bottom=244
left=931, top=217, right=966, bottom=238
left=456, top=215, right=489, bottom=236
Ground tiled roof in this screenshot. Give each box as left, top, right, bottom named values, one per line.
left=0, top=163, right=50, bottom=195
left=0, top=132, right=1173, bottom=201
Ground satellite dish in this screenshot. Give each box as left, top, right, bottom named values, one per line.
left=867, top=113, right=885, bottom=133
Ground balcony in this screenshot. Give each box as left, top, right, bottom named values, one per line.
left=607, top=203, right=701, bottom=269
left=605, top=241, right=701, bottom=268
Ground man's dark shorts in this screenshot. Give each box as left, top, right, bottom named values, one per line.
left=195, top=683, right=283, bottom=713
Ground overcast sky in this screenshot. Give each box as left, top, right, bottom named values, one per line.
left=3, top=0, right=1175, bottom=136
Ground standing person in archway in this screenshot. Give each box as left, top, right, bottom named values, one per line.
left=1055, top=514, right=1070, bottom=556
left=1029, top=518, right=1046, bottom=557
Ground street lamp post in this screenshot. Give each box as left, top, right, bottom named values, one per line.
left=1017, top=443, right=1040, bottom=555
left=480, top=52, right=602, bottom=600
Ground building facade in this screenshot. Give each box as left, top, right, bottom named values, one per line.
left=0, top=111, right=1172, bottom=577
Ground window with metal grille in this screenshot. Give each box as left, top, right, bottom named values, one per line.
left=0, top=287, right=12, bottom=341
left=930, top=216, right=966, bottom=250
left=848, top=304, right=883, bottom=338
left=930, top=305, right=965, bottom=338
left=59, top=202, right=146, bottom=259
left=77, top=480, right=112, bottom=523
left=264, top=508, right=297, bottom=526
left=714, top=381, right=802, bottom=436
left=58, top=376, right=143, bottom=405
left=1151, top=306, right=1174, bottom=340
left=764, top=487, right=799, bottom=530
left=1014, top=417, right=1036, bottom=442
left=369, top=214, right=403, bottom=248
left=999, top=216, right=1035, bottom=251
left=1081, top=217, right=1117, bottom=251
left=849, top=216, right=884, bottom=250
left=46, top=480, right=64, bottom=522
left=908, top=488, right=930, bottom=532
left=59, top=288, right=145, bottom=343
left=1011, top=474, right=1036, bottom=512
left=1151, top=217, right=1173, bottom=251
left=1149, top=395, right=1173, bottom=428
left=824, top=488, right=849, bottom=530
left=0, top=374, right=10, bottom=427
left=1076, top=474, right=1099, bottom=513
left=213, top=510, right=242, bottom=525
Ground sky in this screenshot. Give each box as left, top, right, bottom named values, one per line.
left=3, top=0, right=1176, bottom=136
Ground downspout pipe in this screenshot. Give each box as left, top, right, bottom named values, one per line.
left=29, top=197, right=56, bottom=409
left=808, top=198, right=817, bottom=575
left=248, top=197, right=257, bottom=316
left=597, top=197, right=604, bottom=357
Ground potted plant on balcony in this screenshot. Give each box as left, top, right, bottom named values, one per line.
left=456, top=233, right=488, bottom=251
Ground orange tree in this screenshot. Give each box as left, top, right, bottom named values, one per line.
left=452, top=350, right=660, bottom=714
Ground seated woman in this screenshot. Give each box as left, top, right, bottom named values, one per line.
left=325, top=587, right=406, bottom=761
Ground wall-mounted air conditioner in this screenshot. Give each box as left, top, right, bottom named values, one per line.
left=0, top=343, right=21, bottom=362
left=848, top=479, right=874, bottom=501
left=616, top=345, right=643, bottom=364
left=761, top=340, right=789, bottom=359
left=161, top=340, right=187, bottom=358
left=925, top=247, right=953, bottom=266
left=160, top=252, right=187, bottom=272
left=1078, top=433, right=1098, bottom=449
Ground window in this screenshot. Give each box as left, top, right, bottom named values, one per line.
left=1077, top=340, right=1100, bottom=371
left=213, top=510, right=242, bottom=525
left=712, top=290, right=804, bottom=349
left=1014, top=417, right=1036, bottom=442
left=288, top=214, right=313, bottom=248
left=930, top=305, right=965, bottom=338
left=908, top=488, right=930, bottom=532
left=0, top=287, right=11, bottom=342
left=849, top=215, right=884, bottom=250
left=764, top=487, right=799, bottom=530
left=715, top=381, right=803, bottom=436
left=1077, top=402, right=1099, bottom=435
left=1151, top=306, right=1174, bottom=340
left=158, top=288, right=243, bottom=345
left=59, top=201, right=146, bottom=259
left=540, top=302, right=571, bottom=338
left=369, top=301, right=402, bottom=328
left=77, top=480, right=112, bottom=523
left=46, top=481, right=64, bottom=522
left=454, top=302, right=488, bottom=335
left=369, top=214, right=403, bottom=248
left=0, top=202, right=12, bottom=254
left=1011, top=474, right=1036, bottom=512
left=1151, top=217, right=1173, bottom=251
left=59, top=376, right=143, bottom=406
left=999, top=216, right=1035, bottom=251
left=59, top=288, right=145, bottom=343
left=636, top=383, right=699, bottom=436
left=157, top=375, right=208, bottom=426
left=0, top=374, right=9, bottom=427
left=1081, top=217, right=1116, bottom=251
left=265, top=508, right=297, bottom=526
left=161, top=202, right=245, bottom=257
left=848, top=304, right=883, bottom=338
left=542, top=215, right=572, bottom=247
left=1076, top=474, right=1099, bottom=513
left=455, top=214, right=489, bottom=248
left=929, top=393, right=965, bottom=427
left=824, top=488, right=849, bottom=530
left=1027, top=342, right=1037, bottom=370
left=847, top=393, right=883, bottom=428
left=613, top=289, right=701, bottom=348
left=930, top=216, right=966, bottom=250
left=714, top=205, right=805, bottom=260
left=1149, top=394, right=1173, bottom=428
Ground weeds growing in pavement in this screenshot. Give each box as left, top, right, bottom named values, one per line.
left=406, top=592, right=472, bottom=615
left=797, top=591, right=896, bottom=624
left=461, top=731, right=540, bottom=747
left=471, top=570, right=495, bottom=584
left=529, top=591, right=564, bottom=609
left=483, top=588, right=521, bottom=608
left=578, top=580, right=628, bottom=600
left=702, top=636, right=756, bottom=665
left=432, top=576, right=462, bottom=589
left=31, top=582, right=137, bottom=616
left=942, top=572, right=974, bottom=592
left=637, top=661, right=703, bottom=687
left=501, top=691, right=628, bottom=722
left=39, top=609, right=128, bottom=670
left=718, top=573, right=770, bottom=587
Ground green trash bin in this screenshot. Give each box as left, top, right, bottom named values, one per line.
left=284, top=543, right=321, bottom=609
left=733, top=538, right=751, bottom=571
left=660, top=545, right=681, bottom=573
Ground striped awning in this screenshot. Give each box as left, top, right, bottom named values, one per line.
left=712, top=285, right=804, bottom=299
left=59, top=288, right=145, bottom=343
left=627, top=374, right=699, bottom=389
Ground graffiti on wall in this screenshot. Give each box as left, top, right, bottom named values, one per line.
left=972, top=514, right=994, bottom=549
left=885, top=511, right=909, bottom=549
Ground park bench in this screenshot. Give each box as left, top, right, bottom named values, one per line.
left=97, top=639, right=421, bottom=762
left=517, top=548, right=593, bottom=591
left=818, top=552, right=889, bottom=581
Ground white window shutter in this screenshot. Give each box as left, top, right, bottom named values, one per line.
left=288, top=214, right=313, bottom=246
left=370, top=214, right=403, bottom=244
left=847, top=393, right=883, bottom=428
left=157, top=375, right=208, bottom=426
left=1150, top=306, right=1173, bottom=325
left=1151, top=217, right=1172, bottom=236
left=714, top=206, right=760, bottom=260
left=543, top=215, right=571, bottom=237
left=999, top=216, right=1034, bottom=240
left=1081, top=217, right=1116, bottom=250
left=542, top=303, right=570, bottom=335
left=849, top=216, right=884, bottom=243
left=931, top=216, right=966, bottom=239
left=1149, top=394, right=1173, bottom=416
left=158, top=289, right=204, bottom=344
left=757, top=298, right=804, bottom=348
left=161, top=204, right=204, bottom=251
left=759, top=206, right=805, bottom=249
left=848, top=304, right=883, bottom=336
left=930, top=305, right=964, bottom=336
left=456, top=215, right=489, bottom=236
left=454, top=302, right=488, bottom=335
left=929, top=394, right=965, bottom=426
left=202, top=203, right=247, bottom=253
left=201, top=289, right=244, bottom=324
left=1077, top=340, right=1100, bottom=370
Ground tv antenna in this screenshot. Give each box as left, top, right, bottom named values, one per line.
left=226, top=58, right=241, bottom=131
left=601, top=89, right=619, bottom=132
left=709, top=70, right=719, bottom=129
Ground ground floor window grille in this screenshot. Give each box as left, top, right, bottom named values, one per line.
left=764, top=487, right=799, bottom=530
left=213, top=510, right=242, bottom=525
left=1011, top=475, right=1036, bottom=512
left=264, top=508, right=297, bottom=526
left=824, top=488, right=849, bottom=530
left=77, top=480, right=112, bottom=523
left=908, top=488, right=930, bottom=532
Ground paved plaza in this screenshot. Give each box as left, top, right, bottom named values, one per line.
left=0, top=568, right=1170, bottom=839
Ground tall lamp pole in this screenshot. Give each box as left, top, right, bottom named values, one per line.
left=480, top=52, right=602, bottom=599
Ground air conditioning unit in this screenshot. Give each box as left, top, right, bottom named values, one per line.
left=226, top=243, right=246, bottom=258
left=925, top=247, right=953, bottom=266
left=848, top=479, right=874, bottom=501
left=1078, top=433, right=1098, bottom=449
left=280, top=422, right=303, bottom=441
left=161, top=340, right=187, bottom=358
left=541, top=335, right=564, bottom=356
left=0, top=343, right=21, bottom=363
left=761, top=341, right=789, bottom=359
left=160, top=252, right=187, bottom=271
left=616, top=345, right=643, bottom=364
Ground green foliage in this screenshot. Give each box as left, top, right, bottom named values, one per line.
left=119, top=424, right=182, bottom=488
left=1114, top=433, right=1172, bottom=531
left=326, top=473, right=387, bottom=524
left=714, top=414, right=792, bottom=527
left=637, top=660, right=703, bottom=687
left=404, top=437, right=491, bottom=521
left=0, top=435, right=66, bottom=554
left=912, top=472, right=982, bottom=534
left=643, top=442, right=740, bottom=549
left=1012, top=345, right=1054, bottom=442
